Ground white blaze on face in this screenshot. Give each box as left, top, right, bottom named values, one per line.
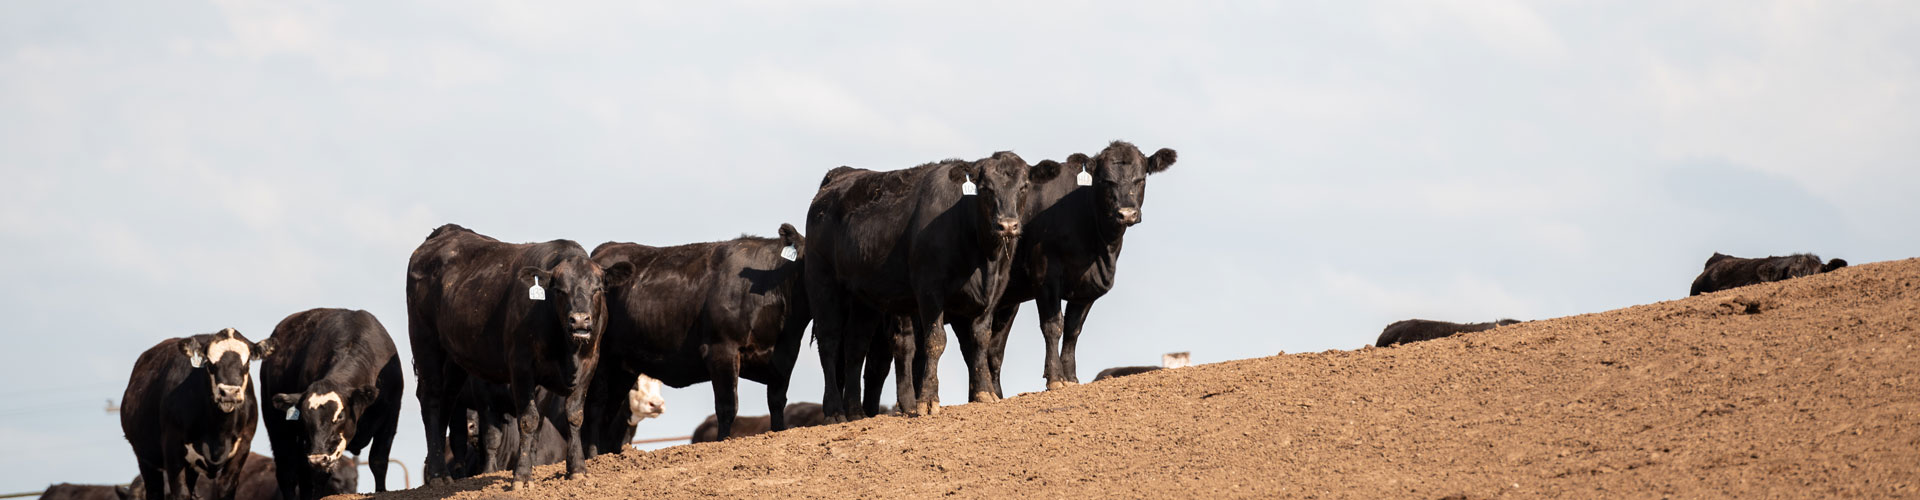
left=1162, top=351, right=1191, bottom=369
left=306, top=391, right=345, bottom=422
left=309, top=432, right=348, bottom=464
left=626, top=375, right=665, bottom=425
left=206, top=337, right=251, bottom=364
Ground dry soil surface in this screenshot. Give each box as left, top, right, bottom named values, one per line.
left=359, top=258, right=1920, bottom=499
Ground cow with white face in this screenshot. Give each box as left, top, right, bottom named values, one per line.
left=121, top=328, right=273, bottom=500
left=628, top=375, right=665, bottom=426
left=258, top=308, right=404, bottom=500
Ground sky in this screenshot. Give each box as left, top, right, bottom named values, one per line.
left=2, top=0, right=1916, bottom=495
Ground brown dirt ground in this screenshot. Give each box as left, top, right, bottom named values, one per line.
left=354, top=258, right=1920, bottom=499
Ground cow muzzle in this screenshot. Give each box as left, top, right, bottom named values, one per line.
left=1116, top=208, right=1141, bottom=227
left=994, top=218, right=1022, bottom=238
left=214, top=384, right=246, bottom=413
left=307, top=454, right=337, bottom=469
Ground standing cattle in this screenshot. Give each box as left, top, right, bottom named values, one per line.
left=1689, top=252, right=1847, bottom=296
left=444, top=380, right=569, bottom=477
left=258, top=308, right=403, bottom=500
left=978, top=141, right=1177, bottom=395
left=688, top=402, right=865, bottom=443
left=405, top=224, right=633, bottom=488
left=584, top=224, right=809, bottom=444
left=806, top=152, right=1060, bottom=420
left=1375, top=319, right=1521, bottom=347
left=121, top=328, right=273, bottom=500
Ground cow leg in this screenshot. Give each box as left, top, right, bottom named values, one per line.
left=1060, top=299, right=1096, bottom=385
left=367, top=404, right=398, bottom=492
left=862, top=327, right=892, bottom=417
left=889, top=313, right=920, bottom=416
left=911, top=306, right=948, bottom=415
left=1033, top=295, right=1069, bottom=389
left=707, top=345, right=743, bottom=440
left=839, top=307, right=881, bottom=421
left=165, top=464, right=191, bottom=500
left=549, top=384, right=590, bottom=480
left=767, top=310, right=807, bottom=431
left=136, top=462, right=164, bottom=500
left=507, top=385, right=540, bottom=489
left=810, top=292, right=849, bottom=423
left=413, top=348, right=462, bottom=486
left=956, top=314, right=1000, bottom=403
left=987, top=304, right=1020, bottom=398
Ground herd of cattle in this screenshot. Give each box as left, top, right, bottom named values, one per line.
left=54, top=139, right=1850, bottom=500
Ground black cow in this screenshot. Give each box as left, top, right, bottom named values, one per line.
left=444, top=380, right=567, bottom=477
left=806, top=152, right=1060, bottom=420
left=1689, top=252, right=1847, bottom=296
left=584, top=224, right=809, bottom=445
left=121, top=329, right=272, bottom=500
left=39, top=483, right=133, bottom=500
left=1375, top=319, right=1521, bottom=347
left=405, top=224, right=633, bottom=488
left=981, top=141, right=1178, bottom=395
left=1091, top=366, right=1161, bottom=381
left=259, top=308, right=403, bottom=500
left=688, top=402, right=867, bottom=443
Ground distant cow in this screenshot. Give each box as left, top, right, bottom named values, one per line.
left=1375, top=319, right=1521, bottom=347
left=981, top=141, right=1178, bottom=395
left=584, top=224, right=809, bottom=446
left=1092, top=352, right=1192, bottom=382
left=259, top=309, right=402, bottom=500
left=121, top=329, right=273, bottom=500
left=405, top=224, right=633, bottom=488
left=40, top=483, right=133, bottom=500
left=688, top=402, right=864, bottom=443
left=577, top=373, right=665, bottom=456
left=806, top=152, right=1060, bottom=421
left=1689, top=252, right=1847, bottom=296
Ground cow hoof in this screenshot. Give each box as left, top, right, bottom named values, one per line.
left=568, top=472, right=591, bottom=481
left=825, top=415, right=845, bottom=424
left=1046, top=381, right=1066, bottom=390
left=427, top=477, right=452, bottom=488
left=1060, top=381, right=1079, bottom=388
left=971, top=391, right=999, bottom=403
left=508, top=480, right=528, bottom=492
left=925, top=401, right=942, bottom=415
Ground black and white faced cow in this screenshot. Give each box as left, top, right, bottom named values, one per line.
left=259, top=308, right=404, bottom=500
left=120, top=329, right=272, bottom=500
left=979, top=141, right=1177, bottom=395
left=405, top=224, right=632, bottom=489
left=805, top=152, right=1059, bottom=421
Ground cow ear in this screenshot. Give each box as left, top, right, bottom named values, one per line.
left=252, top=338, right=275, bottom=361
left=946, top=163, right=978, bottom=184
left=271, top=393, right=300, bottom=411
left=517, top=266, right=551, bottom=288
left=177, top=338, right=206, bottom=368
left=350, top=387, right=380, bottom=408
left=1822, top=258, right=1848, bottom=272
left=1146, top=148, right=1177, bottom=174
left=1030, top=160, right=1063, bottom=183
left=778, top=223, right=804, bottom=249
left=601, top=261, right=636, bottom=288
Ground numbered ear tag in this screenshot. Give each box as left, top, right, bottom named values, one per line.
left=189, top=352, right=205, bottom=368
left=780, top=245, right=798, bottom=261
left=1076, top=170, right=1093, bottom=186
left=285, top=406, right=300, bottom=421
left=528, top=277, right=546, bottom=301
left=960, top=175, right=976, bottom=196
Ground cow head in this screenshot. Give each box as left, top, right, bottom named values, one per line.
left=270, top=382, right=380, bottom=470
left=627, top=374, right=666, bottom=426
left=520, top=255, right=635, bottom=348
left=1080, top=141, right=1177, bottom=230
left=177, top=328, right=271, bottom=414
left=951, top=151, right=1059, bottom=245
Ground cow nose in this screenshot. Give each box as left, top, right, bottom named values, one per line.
left=994, top=218, right=1021, bottom=237
left=568, top=312, right=592, bottom=331
left=308, top=455, right=334, bottom=468
left=1116, top=208, right=1141, bottom=226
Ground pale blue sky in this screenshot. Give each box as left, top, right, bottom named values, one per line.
left=2, top=1, right=1916, bottom=494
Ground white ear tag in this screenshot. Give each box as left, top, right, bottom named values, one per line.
left=285, top=406, right=300, bottom=421
left=189, top=352, right=205, bottom=368
left=1076, top=170, right=1093, bottom=187
left=780, top=245, right=798, bottom=261
left=528, top=277, right=546, bottom=301
left=960, top=175, right=976, bottom=196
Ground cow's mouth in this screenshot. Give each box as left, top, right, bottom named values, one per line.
left=570, top=330, right=592, bottom=341
left=214, top=398, right=244, bottom=413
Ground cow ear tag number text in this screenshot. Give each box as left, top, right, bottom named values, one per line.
left=961, top=174, right=976, bottom=196
left=529, top=277, right=546, bottom=301
left=780, top=245, right=798, bottom=261
left=285, top=406, right=300, bottom=421
left=1076, top=169, right=1093, bottom=186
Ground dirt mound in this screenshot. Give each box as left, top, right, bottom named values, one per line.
left=361, top=259, right=1920, bottom=499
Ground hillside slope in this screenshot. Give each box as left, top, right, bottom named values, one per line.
left=368, top=258, right=1920, bottom=499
